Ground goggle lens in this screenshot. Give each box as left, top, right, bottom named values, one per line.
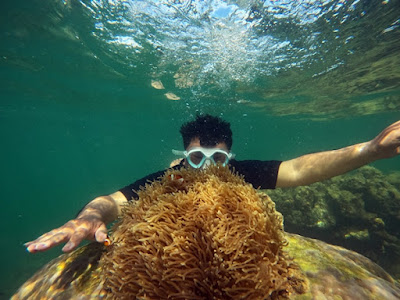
left=187, top=150, right=230, bottom=168
left=171, top=148, right=235, bottom=169
left=212, top=152, right=229, bottom=163
left=189, top=151, right=205, bottom=165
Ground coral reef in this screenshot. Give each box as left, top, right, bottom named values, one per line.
left=266, top=166, right=400, bottom=279
left=100, top=166, right=303, bottom=299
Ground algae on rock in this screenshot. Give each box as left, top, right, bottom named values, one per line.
left=265, top=166, right=400, bottom=279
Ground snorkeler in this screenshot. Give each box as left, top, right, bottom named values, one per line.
left=25, top=115, right=400, bottom=253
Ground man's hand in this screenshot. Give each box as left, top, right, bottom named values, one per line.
left=367, top=120, right=400, bottom=160
left=25, top=192, right=127, bottom=253
left=24, top=216, right=108, bottom=253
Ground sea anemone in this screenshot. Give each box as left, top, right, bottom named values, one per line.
left=100, top=166, right=304, bottom=299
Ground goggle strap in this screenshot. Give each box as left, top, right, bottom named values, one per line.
left=172, top=149, right=186, bottom=156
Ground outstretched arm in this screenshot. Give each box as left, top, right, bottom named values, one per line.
left=276, top=120, right=400, bottom=188
left=25, top=191, right=128, bottom=253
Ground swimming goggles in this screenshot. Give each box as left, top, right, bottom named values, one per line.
left=172, top=147, right=235, bottom=169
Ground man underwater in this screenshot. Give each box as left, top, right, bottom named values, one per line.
left=25, top=115, right=400, bottom=253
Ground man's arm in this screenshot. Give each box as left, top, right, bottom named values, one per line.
left=25, top=191, right=128, bottom=253
left=25, top=167, right=172, bottom=253
left=276, top=120, right=400, bottom=188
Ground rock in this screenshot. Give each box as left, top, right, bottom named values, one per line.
left=12, top=234, right=400, bottom=299
left=267, top=166, right=400, bottom=279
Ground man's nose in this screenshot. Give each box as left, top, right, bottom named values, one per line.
left=201, top=159, right=212, bottom=169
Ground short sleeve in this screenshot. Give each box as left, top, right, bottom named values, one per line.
left=119, top=169, right=168, bottom=201
left=229, top=160, right=282, bottom=189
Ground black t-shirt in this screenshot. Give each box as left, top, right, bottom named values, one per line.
left=119, top=160, right=282, bottom=201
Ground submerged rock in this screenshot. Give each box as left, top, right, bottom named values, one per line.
left=267, top=166, right=400, bottom=279
left=12, top=234, right=400, bottom=299
left=12, top=166, right=400, bottom=299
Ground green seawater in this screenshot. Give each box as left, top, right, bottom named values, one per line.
left=1, top=0, right=399, bottom=298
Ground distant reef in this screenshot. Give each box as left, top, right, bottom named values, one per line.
left=265, top=166, right=400, bottom=280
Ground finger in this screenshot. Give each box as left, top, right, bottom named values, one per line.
left=25, top=230, right=71, bottom=253
left=381, top=121, right=400, bottom=135
left=26, top=242, right=47, bottom=253
left=94, top=223, right=108, bottom=243
left=379, top=127, right=400, bottom=145
left=26, top=234, right=69, bottom=253
left=62, top=241, right=77, bottom=253
left=62, top=229, right=89, bottom=253
left=24, top=229, right=59, bottom=246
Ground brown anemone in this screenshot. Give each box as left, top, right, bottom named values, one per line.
left=100, top=166, right=304, bottom=299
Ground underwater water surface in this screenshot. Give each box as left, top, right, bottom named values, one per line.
left=1, top=0, right=399, bottom=298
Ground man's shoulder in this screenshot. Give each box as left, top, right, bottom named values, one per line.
left=229, top=159, right=283, bottom=174
left=229, top=159, right=282, bottom=167
left=228, top=159, right=282, bottom=189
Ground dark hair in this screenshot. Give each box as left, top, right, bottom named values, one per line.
left=180, top=114, right=233, bottom=149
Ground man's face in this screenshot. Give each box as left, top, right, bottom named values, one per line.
left=184, top=137, right=231, bottom=169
